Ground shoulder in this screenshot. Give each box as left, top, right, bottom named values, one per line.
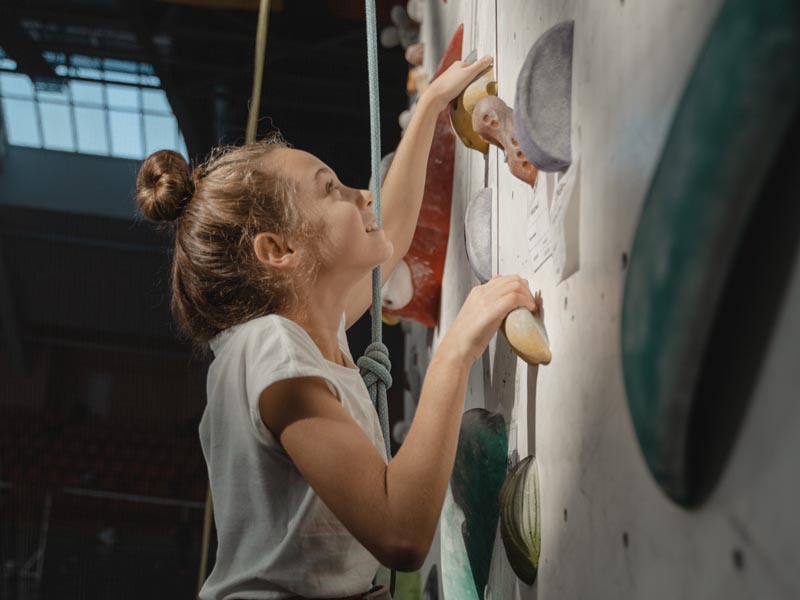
left=233, top=314, right=317, bottom=361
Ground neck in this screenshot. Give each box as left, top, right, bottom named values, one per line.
left=281, top=276, right=353, bottom=365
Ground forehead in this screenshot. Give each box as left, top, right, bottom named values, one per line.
left=272, top=148, right=328, bottom=181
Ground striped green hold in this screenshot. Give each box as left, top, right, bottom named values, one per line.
left=499, top=455, right=541, bottom=585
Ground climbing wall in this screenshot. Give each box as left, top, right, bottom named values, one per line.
left=399, top=0, right=800, bottom=598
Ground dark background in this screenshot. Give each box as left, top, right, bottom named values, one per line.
left=0, top=1, right=411, bottom=597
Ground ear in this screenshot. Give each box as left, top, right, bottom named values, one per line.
left=253, top=232, right=297, bottom=271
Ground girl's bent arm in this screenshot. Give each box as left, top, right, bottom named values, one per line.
left=258, top=343, right=469, bottom=571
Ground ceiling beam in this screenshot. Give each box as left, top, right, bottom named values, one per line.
left=0, top=8, right=62, bottom=83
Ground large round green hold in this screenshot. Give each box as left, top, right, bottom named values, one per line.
left=499, top=455, right=541, bottom=584
left=621, top=0, right=800, bottom=506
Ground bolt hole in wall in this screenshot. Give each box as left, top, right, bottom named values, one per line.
left=621, top=252, right=628, bottom=270
left=732, top=548, right=745, bottom=572
left=563, top=508, right=567, bottom=522
left=622, top=531, right=629, bottom=548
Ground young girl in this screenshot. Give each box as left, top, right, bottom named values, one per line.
left=135, top=54, right=539, bottom=600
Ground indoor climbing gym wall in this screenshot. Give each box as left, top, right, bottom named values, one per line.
left=381, top=0, right=800, bottom=598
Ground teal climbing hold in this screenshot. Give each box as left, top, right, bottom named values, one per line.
left=450, top=408, right=508, bottom=598
left=621, top=0, right=800, bottom=506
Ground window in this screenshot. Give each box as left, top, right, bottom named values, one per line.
left=0, top=48, right=188, bottom=161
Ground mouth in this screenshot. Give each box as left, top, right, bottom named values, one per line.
left=365, top=219, right=381, bottom=233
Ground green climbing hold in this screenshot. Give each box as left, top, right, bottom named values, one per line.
left=499, top=455, right=541, bottom=584
left=450, top=408, right=508, bottom=599
left=621, top=0, right=800, bottom=506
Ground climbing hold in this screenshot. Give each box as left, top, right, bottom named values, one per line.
left=407, top=67, right=430, bottom=97
left=499, top=455, right=541, bottom=585
left=449, top=51, right=496, bottom=153
left=472, top=96, right=538, bottom=186
left=390, top=4, right=420, bottom=49
left=407, top=0, right=425, bottom=24
left=399, top=108, right=414, bottom=131
left=423, top=564, right=439, bottom=600
left=621, top=0, right=800, bottom=506
left=382, top=24, right=461, bottom=328
left=405, top=42, right=425, bottom=66
left=380, top=26, right=401, bottom=49
left=514, top=20, right=574, bottom=172
left=464, top=187, right=493, bottom=283
left=382, top=313, right=402, bottom=326
left=501, top=288, right=551, bottom=365
left=451, top=408, right=508, bottom=600
left=382, top=259, right=414, bottom=310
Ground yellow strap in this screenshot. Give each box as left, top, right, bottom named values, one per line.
left=246, top=0, right=272, bottom=144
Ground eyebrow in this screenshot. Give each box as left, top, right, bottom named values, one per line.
left=314, top=167, right=331, bottom=181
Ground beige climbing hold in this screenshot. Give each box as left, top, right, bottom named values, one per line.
left=382, top=313, right=402, bottom=326
left=501, top=288, right=551, bottom=365
left=463, top=66, right=497, bottom=113
left=449, top=55, right=496, bottom=154
left=405, top=42, right=425, bottom=66
left=407, top=66, right=430, bottom=96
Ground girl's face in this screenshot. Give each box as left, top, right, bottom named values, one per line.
left=278, top=149, right=394, bottom=278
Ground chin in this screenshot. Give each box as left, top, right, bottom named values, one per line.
left=382, top=239, right=394, bottom=262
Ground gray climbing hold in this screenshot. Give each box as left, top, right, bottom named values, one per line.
left=514, top=21, right=574, bottom=172
left=464, top=188, right=492, bottom=283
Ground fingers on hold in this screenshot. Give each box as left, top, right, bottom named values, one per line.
left=502, top=292, right=528, bottom=313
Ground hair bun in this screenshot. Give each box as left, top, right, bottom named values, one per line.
left=136, top=149, right=194, bottom=223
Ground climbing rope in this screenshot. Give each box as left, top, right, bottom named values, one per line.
left=357, top=0, right=393, bottom=464
left=357, top=1, right=396, bottom=594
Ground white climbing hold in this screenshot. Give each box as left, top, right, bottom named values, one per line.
left=407, top=0, right=425, bottom=24
left=464, top=187, right=493, bottom=283
left=382, top=259, right=414, bottom=310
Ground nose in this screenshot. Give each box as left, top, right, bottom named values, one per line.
left=359, top=188, right=374, bottom=210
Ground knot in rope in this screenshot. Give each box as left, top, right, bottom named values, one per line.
left=356, top=341, right=393, bottom=393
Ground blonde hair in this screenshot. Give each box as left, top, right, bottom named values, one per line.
left=135, top=132, right=326, bottom=359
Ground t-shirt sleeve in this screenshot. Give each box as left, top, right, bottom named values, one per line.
left=243, top=317, right=341, bottom=450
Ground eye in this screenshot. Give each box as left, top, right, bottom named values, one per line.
left=326, top=179, right=336, bottom=194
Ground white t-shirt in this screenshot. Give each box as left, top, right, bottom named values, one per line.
left=198, top=311, right=388, bottom=600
